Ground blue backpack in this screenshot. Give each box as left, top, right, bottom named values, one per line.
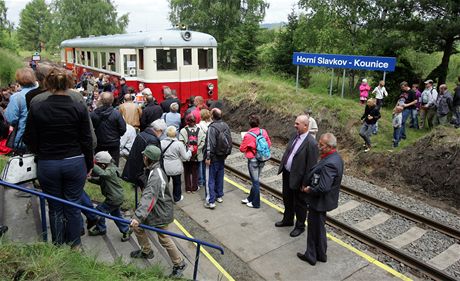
left=248, top=129, right=270, bottom=162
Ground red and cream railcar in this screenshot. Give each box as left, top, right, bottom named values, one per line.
left=60, top=30, right=218, bottom=109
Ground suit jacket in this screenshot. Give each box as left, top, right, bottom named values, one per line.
left=306, top=151, right=344, bottom=212
left=278, top=133, right=319, bottom=190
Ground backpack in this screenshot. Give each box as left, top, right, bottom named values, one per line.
left=214, top=125, right=232, bottom=157
left=247, top=129, right=270, bottom=162
left=421, top=89, right=431, bottom=104
left=185, top=127, right=200, bottom=161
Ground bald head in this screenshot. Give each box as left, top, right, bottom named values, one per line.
left=295, top=115, right=310, bottom=134
left=100, top=92, right=114, bottom=106
left=211, top=108, right=222, bottom=120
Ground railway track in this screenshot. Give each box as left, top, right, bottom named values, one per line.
left=226, top=142, right=460, bottom=281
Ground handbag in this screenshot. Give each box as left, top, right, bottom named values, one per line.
left=1, top=153, right=37, bottom=184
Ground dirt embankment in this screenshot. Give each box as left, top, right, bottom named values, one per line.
left=222, top=98, right=460, bottom=210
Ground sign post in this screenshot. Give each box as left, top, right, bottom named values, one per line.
left=292, top=52, right=396, bottom=97
left=341, top=69, right=346, bottom=98
left=296, top=65, right=299, bottom=94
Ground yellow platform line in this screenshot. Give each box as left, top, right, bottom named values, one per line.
left=224, top=176, right=412, bottom=281
left=173, top=219, right=236, bottom=281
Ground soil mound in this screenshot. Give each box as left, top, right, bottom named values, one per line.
left=222, top=98, right=460, bottom=208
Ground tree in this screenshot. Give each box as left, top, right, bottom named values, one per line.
left=169, top=0, right=269, bottom=68
left=230, top=16, right=260, bottom=71
left=17, top=0, right=52, bottom=51
left=48, top=0, right=129, bottom=51
left=0, top=0, right=17, bottom=51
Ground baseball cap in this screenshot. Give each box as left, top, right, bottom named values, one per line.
left=424, top=79, right=433, bottom=84
left=94, top=151, right=112, bottom=164
left=142, top=145, right=161, bottom=161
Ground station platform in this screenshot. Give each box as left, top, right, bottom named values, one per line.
left=175, top=176, right=414, bottom=281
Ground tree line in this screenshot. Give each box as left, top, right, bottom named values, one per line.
left=1, top=0, right=459, bottom=101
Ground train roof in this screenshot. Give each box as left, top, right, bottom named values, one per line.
left=60, top=30, right=217, bottom=48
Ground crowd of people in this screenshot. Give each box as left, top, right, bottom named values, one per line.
left=0, top=65, right=233, bottom=278
left=357, top=77, right=460, bottom=151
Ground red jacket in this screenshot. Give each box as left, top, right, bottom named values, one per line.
left=239, top=127, right=271, bottom=159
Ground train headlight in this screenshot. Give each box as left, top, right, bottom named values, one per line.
left=181, top=31, right=192, bottom=41
left=207, top=83, right=214, bottom=96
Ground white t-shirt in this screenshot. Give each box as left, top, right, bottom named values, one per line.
left=372, top=86, right=388, bottom=100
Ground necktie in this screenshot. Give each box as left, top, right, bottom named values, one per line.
left=284, top=134, right=300, bottom=166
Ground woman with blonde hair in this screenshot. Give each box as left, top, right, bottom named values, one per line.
left=359, top=98, right=380, bottom=152
left=161, top=126, right=191, bottom=202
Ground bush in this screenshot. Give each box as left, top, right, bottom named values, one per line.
left=0, top=48, right=23, bottom=87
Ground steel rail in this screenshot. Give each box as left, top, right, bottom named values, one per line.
left=232, top=141, right=460, bottom=240
left=228, top=142, right=458, bottom=281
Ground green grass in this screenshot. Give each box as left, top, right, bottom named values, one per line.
left=0, top=241, right=170, bottom=280
left=218, top=69, right=459, bottom=153
left=19, top=49, right=61, bottom=62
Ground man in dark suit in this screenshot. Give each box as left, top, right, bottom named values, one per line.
left=297, top=133, right=344, bottom=265
left=276, top=115, right=319, bottom=237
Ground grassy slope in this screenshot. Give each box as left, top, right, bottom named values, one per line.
left=0, top=241, right=168, bottom=281
left=219, top=70, right=435, bottom=151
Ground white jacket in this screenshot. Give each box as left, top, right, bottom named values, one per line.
left=160, top=137, right=191, bottom=176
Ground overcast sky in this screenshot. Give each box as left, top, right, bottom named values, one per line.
left=5, top=0, right=299, bottom=33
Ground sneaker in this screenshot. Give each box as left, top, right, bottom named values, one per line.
left=174, top=195, right=184, bottom=203
left=130, top=249, right=154, bottom=259
left=88, top=228, right=106, bottom=236
left=121, top=229, right=133, bottom=242
left=364, top=147, right=371, bottom=152
left=216, top=197, right=223, bottom=203
left=170, top=260, right=187, bottom=278
left=196, top=185, right=201, bottom=191
left=241, top=198, right=249, bottom=204
left=246, top=202, right=254, bottom=208
left=204, top=202, right=216, bottom=209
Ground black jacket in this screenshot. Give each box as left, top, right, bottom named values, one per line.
left=360, top=105, right=381, bottom=125
left=306, top=151, right=344, bottom=212
left=91, top=105, right=126, bottom=147
left=453, top=84, right=460, bottom=107
left=121, top=128, right=160, bottom=187
left=278, top=133, right=319, bottom=190
left=140, top=102, right=163, bottom=131
left=160, top=97, right=181, bottom=113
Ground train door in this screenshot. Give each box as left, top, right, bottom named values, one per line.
left=120, top=49, right=137, bottom=78
left=179, top=48, right=198, bottom=102
left=64, top=48, right=74, bottom=70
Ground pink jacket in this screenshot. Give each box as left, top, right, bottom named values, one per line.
left=359, top=83, right=371, bottom=98
left=239, top=127, right=271, bottom=159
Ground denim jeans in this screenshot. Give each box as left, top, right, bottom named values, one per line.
left=198, top=160, right=206, bottom=187
left=454, top=106, right=460, bottom=127
left=37, top=156, right=87, bottom=247
left=400, top=109, right=411, bottom=139
left=359, top=123, right=375, bottom=146
left=206, top=160, right=225, bottom=203
left=95, top=202, right=129, bottom=233
left=80, top=191, right=98, bottom=226
left=409, top=109, right=419, bottom=129
left=247, top=158, right=265, bottom=208
left=393, top=127, right=401, bottom=147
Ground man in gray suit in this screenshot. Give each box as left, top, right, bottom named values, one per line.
left=276, top=115, right=319, bottom=237
left=297, top=133, right=344, bottom=265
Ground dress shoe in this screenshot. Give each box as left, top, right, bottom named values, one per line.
left=275, top=221, right=294, bottom=227
left=318, top=256, right=327, bottom=263
left=289, top=228, right=305, bottom=237
left=297, top=252, right=316, bottom=265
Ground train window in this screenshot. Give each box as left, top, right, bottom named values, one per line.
left=87, top=51, right=91, bottom=66
left=93, top=52, right=98, bottom=68
left=101, top=52, right=107, bottom=69
left=81, top=51, right=85, bottom=65
left=157, top=49, right=177, bottom=71
left=138, top=49, right=144, bottom=70
left=66, top=51, right=73, bottom=63
left=108, top=52, right=116, bottom=71
left=183, top=48, right=192, bottom=65
left=198, top=48, right=213, bottom=69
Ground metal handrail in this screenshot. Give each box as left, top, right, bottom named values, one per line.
left=0, top=180, right=224, bottom=280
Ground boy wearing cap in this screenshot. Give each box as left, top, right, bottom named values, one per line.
left=88, top=151, right=132, bottom=242
left=130, top=145, right=187, bottom=278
